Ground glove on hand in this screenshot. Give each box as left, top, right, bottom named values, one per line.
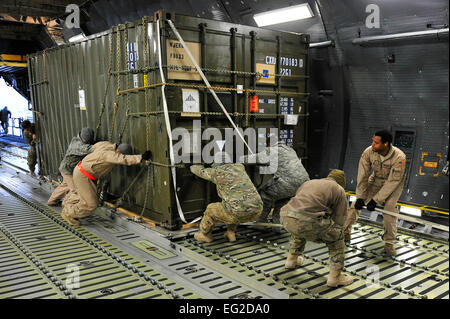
left=142, top=150, right=152, bottom=161
left=366, top=199, right=378, bottom=211
left=354, top=198, right=365, bottom=210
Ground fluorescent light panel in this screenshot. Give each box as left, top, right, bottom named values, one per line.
left=68, top=33, right=86, bottom=43
left=400, top=206, right=422, bottom=217
left=254, top=3, right=314, bottom=27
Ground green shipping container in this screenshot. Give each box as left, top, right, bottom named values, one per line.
left=28, top=11, right=310, bottom=230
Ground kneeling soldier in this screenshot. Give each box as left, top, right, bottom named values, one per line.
left=61, top=141, right=152, bottom=226
left=190, top=152, right=263, bottom=243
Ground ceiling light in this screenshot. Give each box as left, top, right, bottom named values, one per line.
left=253, top=3, right=314, bottom=27
left=68, top=33, right=86, bottom=43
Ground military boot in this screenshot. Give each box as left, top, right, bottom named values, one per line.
left=344, top=231, right=351, bottom=242
left=194, top=232, right=213, bottom=243
left=327, top=269, right=353, bottom=287
left=61, top=211, right=80, bottom=227
left=384, top=243, right=396, bottom=257
left=224, top=230, right=236, bottom=242
left=285, top=253, right=305, bottom=269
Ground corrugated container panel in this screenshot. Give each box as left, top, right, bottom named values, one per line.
left=28, top=12, right=310, bottom=229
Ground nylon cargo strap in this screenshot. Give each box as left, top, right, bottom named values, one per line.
left=155, top=19, right=199, bottom=224
left=166, top=19, right=254, bottom=155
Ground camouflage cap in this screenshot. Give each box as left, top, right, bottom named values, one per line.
left=80, top=127, right=94, bottom=144
left=328, top=169, right=346, bottom=189
left=117, top=143, right=133, bottom=155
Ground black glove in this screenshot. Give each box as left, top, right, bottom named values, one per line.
left=142, top=150, right=152, bottom=161
left=354, top=198, right=365, bottom=210
left=366, top=199, right=378, bottom=211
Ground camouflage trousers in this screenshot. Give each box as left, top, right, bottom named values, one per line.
left=48, top=173, right=75, bottom=205
left=343, top=180, right=403, bottom=244
left=28, top=146, right=37, bottom=173
left=281, top=211, right=345, bottom=271
left=61, top=166, right=98, bottom=219
left=258, top=190, right=290, bottom=224
left=200, top=202, right=261, bottom=235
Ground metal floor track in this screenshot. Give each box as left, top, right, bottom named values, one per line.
left=0, top=159, right=448, bottom=299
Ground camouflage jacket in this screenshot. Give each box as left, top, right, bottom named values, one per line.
left=59, top=135, right=93, bottom=175
left=190, top=163, right=263, bottom=215
left=24, top=130, right=36, bottom=147
left=281, top=177, right=348, bottom=226
left=241, top=142, right=310, bottom=198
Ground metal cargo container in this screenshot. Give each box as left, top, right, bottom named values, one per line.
left=28, top=11, right=310, bottom=230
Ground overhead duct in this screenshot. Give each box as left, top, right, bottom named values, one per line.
left=352, top=28, right=449, bottom=45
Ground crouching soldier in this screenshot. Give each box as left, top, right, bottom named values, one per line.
left=61, top=141, right=152, bottom=226
left=241, top=141, right=309, bottom=225
left=280, top=169, right=353, bottom=287
left=190, top=152, right=263, bottom=243
left=47, top=127, right=95, bottom=206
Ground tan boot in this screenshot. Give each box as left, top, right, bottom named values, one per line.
left=61, top=211, right=80, bottom=227
left=224, top=230, right=236, bottom=242
left=194, top=232, right=213, bottom=243
left=344, top=232, right=351, bottom=242
left=327, top=269, right=353, bottom=287
left=384, top=243, right=396, bottom=257
left=285, top=253, right=304, bottom=269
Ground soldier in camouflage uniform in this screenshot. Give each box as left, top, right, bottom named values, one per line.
left=280, top=169, right=353, bottom=287
left=47, top=127, right=95, bottom=206
left=190, top=152, right=263, bottom=243
left=21, top=120, right=37, bottom=176
left=241, top=141, right=309, bottom=224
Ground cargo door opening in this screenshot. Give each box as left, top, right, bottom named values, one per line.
left=0, top=76, right=34, bottom=172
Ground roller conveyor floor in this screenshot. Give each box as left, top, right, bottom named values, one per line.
left=0, top=141, right=449, bottom=299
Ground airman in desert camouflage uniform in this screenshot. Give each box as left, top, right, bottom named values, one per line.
left=280, top=169, right=353, bottom=287
left=61, top=141, right=152, bottom=226
left=191, top=153, right=263, bottom=243
left=343, top=130, right=406, bottom=257
left=47, top=127, right=95, bottom=206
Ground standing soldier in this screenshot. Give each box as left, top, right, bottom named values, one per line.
left=0, top=106, right=11, bottom=134
left=21, top=120, right=37, bottom=176
left=343, top=130, right=406, bottom=257
left=47, top=127, right=95, bottom=206
left=241, top=141, right=310, bottom=225
left=280, top=169, right=353, bottom=287
left=190, top=152, right=263, bottom=243
left=61, top=141, right=152, bottom=226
